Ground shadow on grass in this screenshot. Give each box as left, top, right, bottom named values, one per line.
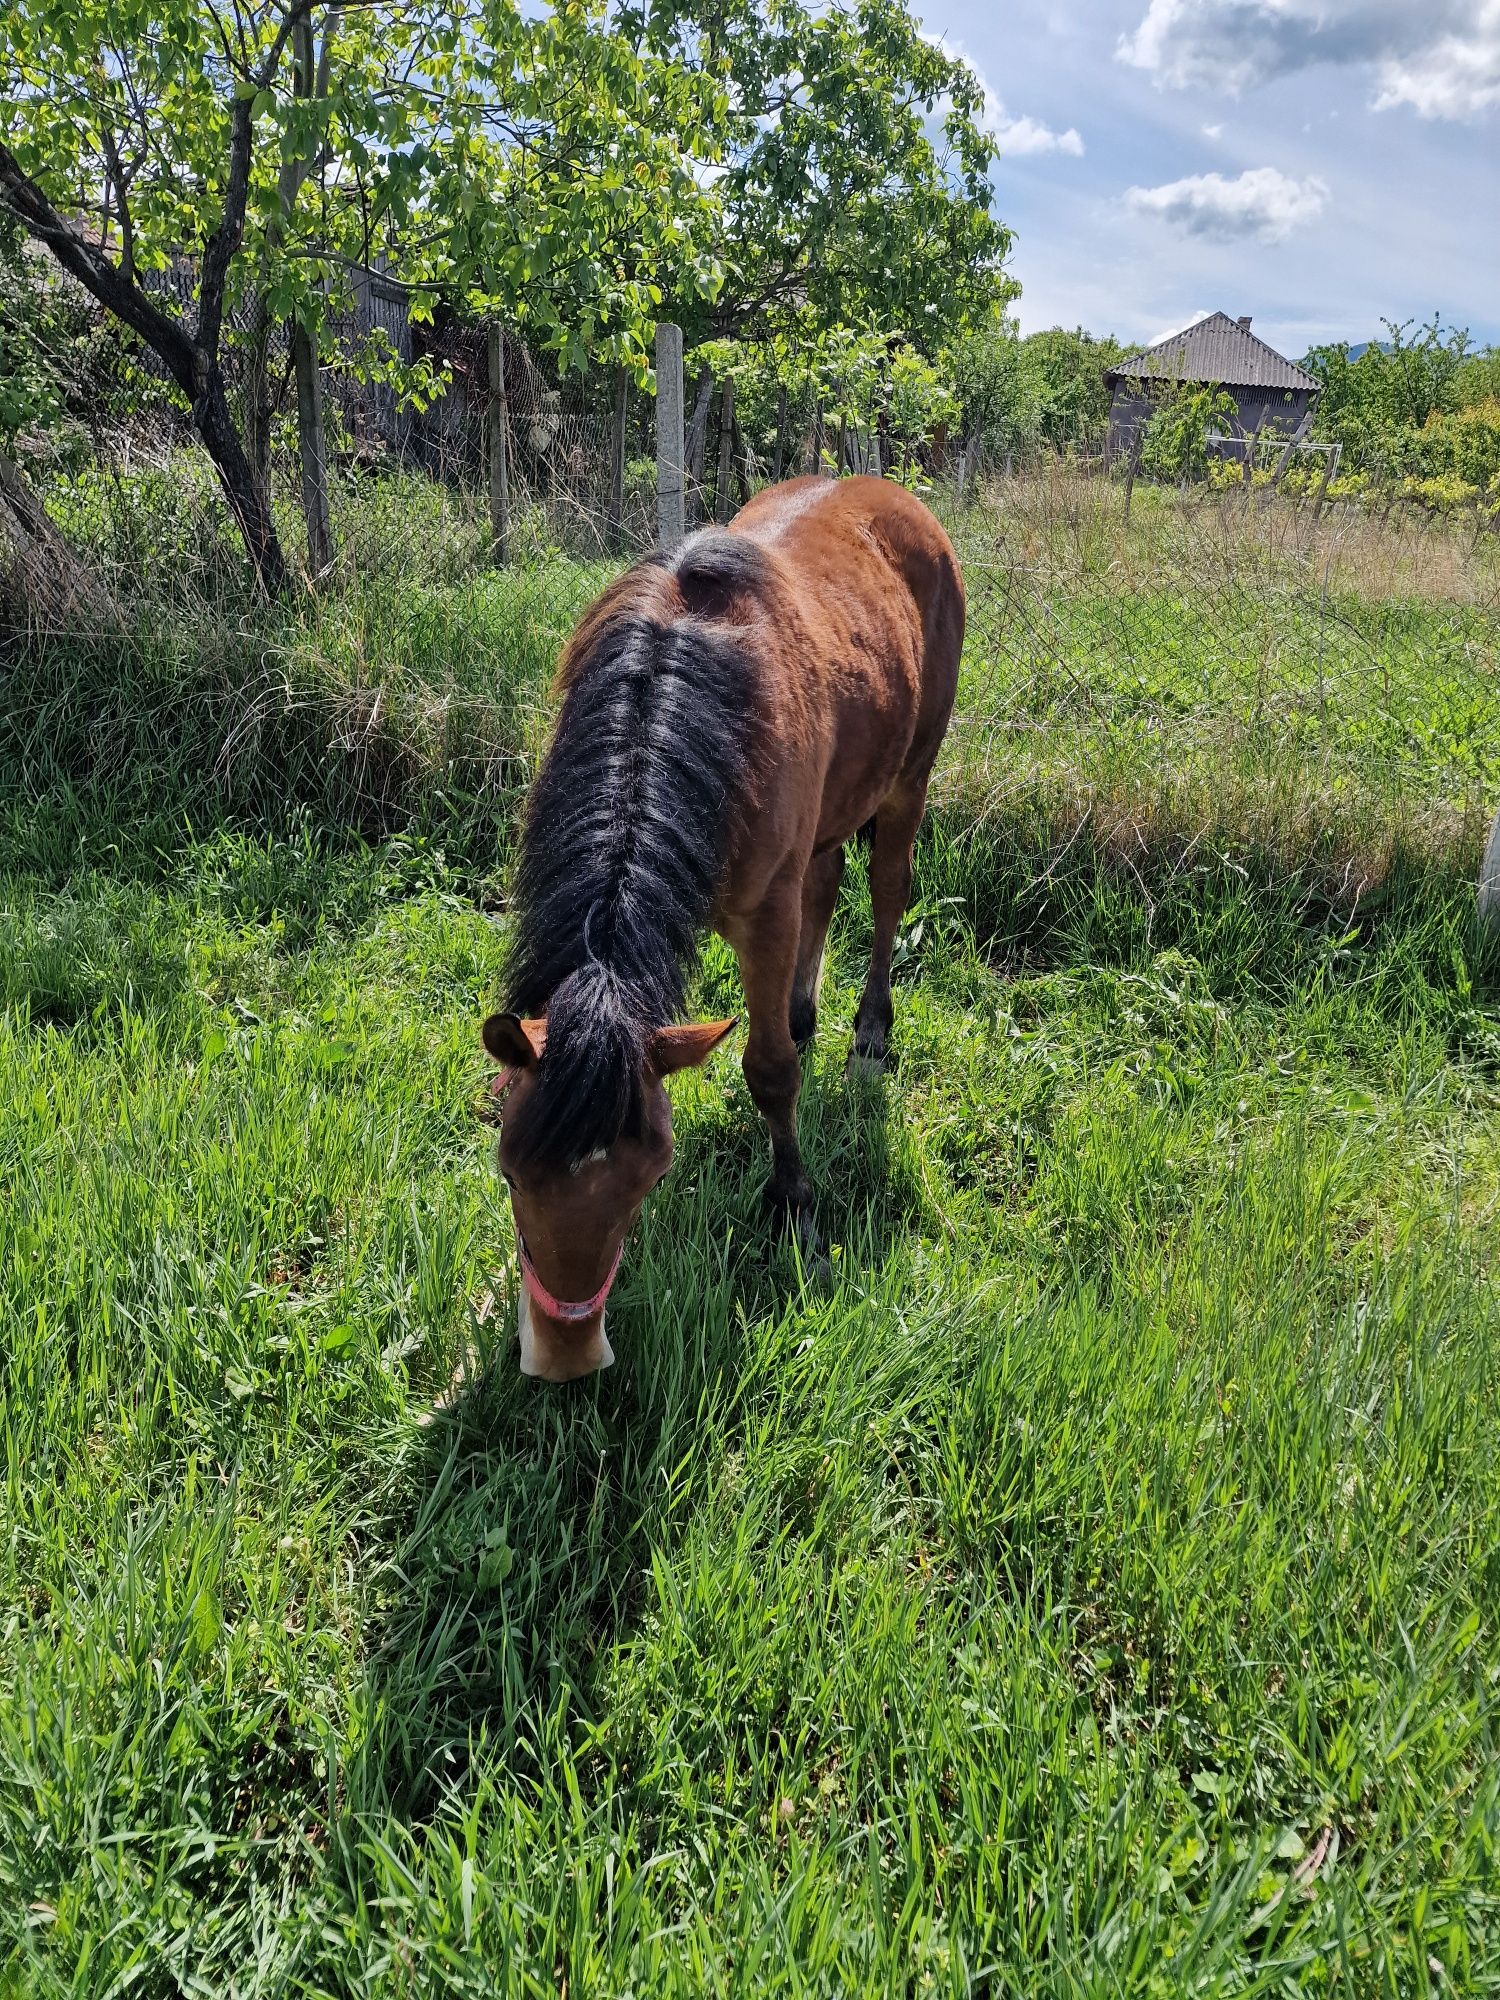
left=340, top=1047, right=921, bottom=1833
left=915, top=803, right=1500, bottom=1002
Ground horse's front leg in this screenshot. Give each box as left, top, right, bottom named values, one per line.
left=724, top=873, right=818, bottom=1248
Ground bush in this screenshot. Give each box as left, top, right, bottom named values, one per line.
left=1139, top=383, right=1237, bottom=485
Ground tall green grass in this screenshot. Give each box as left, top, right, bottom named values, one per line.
left=1, top=469, right=1497, bottom=1994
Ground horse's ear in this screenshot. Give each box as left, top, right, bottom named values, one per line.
left=650, top=1019, right=737, bottom=1077
left=482, top=1013, right=546, bottom=1068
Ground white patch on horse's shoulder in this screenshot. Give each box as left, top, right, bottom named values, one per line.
left=761, top=478, right=836, bottom=538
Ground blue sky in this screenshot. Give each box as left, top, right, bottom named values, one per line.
left=919, top=0, right=1500, bottom=355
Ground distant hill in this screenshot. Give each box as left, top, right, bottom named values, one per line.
left=1294, top=338, right=1394, bottom=368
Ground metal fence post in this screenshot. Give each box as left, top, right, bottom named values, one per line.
left=655, top=322, right=685, bottom=546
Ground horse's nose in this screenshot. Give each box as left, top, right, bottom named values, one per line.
left=518, top=1287, right=615, bottom=1381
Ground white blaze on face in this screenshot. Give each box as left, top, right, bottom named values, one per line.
left=517, top=1284, right=615, bottom=1381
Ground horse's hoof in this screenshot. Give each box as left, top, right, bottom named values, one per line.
left=846, top=1046, right=886, bottom=1081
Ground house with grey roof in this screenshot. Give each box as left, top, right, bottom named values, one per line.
left=1105, top=312, right=1320, bottom=461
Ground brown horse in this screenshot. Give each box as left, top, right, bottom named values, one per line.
left=483, top=474, right=964, bottom=1380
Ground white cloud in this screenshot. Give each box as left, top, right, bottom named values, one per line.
left=1119, top=0, right=1500, bottom=119
left=922, top=31, right=1084, bottom=157
left=1201, top=121, right=1224, bottom=137
left=989, top=106, right=1085, bottom=156
left=1125, top=166, right=1330, bottom=241
left=1374, top=6, right=1500, bottom=116
left=1146, top=309, right=1215, bottom=345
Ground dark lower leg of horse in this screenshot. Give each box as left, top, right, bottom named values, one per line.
left=730, top=887, right=820, bottom=1252
left=745, top=1045, right=817, bottom=1245
left=789, top=846, right=844, bottom=1050
left=853, top=784, right=926, bottom=1070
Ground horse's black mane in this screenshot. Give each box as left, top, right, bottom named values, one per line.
left=501, top=535, right=761, bottom=1171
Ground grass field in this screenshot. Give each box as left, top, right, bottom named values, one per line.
left=2, top=468, right=1499, bottom=1995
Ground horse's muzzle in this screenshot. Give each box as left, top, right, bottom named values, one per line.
left=517, top=1285, right=615, bottom=1381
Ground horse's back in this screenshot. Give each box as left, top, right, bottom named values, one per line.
left=702, top=477, right=963, bottom=884
left=736, top=474, right=964, bottom=772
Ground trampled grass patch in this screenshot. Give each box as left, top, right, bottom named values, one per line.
left=1, top=478, right=1498, bottom=1994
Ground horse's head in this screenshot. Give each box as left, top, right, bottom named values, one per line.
left=482, top=1010, right=735, bottom=1381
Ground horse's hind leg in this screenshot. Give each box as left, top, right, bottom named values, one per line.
left=852, top=774, right=929, bottom=1071
left=789, top=844, right=844, bottom=1050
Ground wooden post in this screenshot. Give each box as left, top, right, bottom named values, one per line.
left=731, top=409, right=752, bottom=506
left=715, top=374, right=735, bottom=524
left=1480, top=805, right=1500, bottom=937
left=655, top=321, right=685, bottom=545
left=810, top=406, right=825, bottom=475
left=1310, top=440, right=1341, bottom=522
left=607, top=365, right=628, bottom=551
left=1122, top=423, right=1145, bottom=522
left=1260, top=410, right=1314, bottom=505
left=487, top=322, right=509, bottom=565
left=685, top=365, right=713, bottom=523
left=835, top=416, right=847, bottom=478
left=771, top=383, right=789, bottom=482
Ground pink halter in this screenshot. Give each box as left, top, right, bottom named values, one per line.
left=490, top=1064, right=625, bottom=1324
left=518, top=1234, right=623, bottom=1323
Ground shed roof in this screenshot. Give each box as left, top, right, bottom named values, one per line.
left=1106, top=312, right=1319, bottom=393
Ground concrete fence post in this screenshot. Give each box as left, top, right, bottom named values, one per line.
left=1481, top=805, right=1500, bottom=937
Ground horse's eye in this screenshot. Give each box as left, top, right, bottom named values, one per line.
left=501, top=1169, right=516, bottom=1190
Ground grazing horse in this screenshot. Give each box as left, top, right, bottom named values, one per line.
left=483, top=475, right=964, bottom=1380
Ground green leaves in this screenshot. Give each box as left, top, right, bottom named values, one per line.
left=5, top=0, right=725, bottom=390
left=649, top=0, right=1010, bottom=349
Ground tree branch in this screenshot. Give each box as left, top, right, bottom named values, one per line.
left=0, top=140, right=200, bottom=397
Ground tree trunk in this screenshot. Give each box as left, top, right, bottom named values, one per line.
left=293, top=318, right=334, bottom=580
left=194, top=366, right=288, bottom=595
left=0, top=448, right=120, bottom=635
left=0, top=140, right=289, bottom=597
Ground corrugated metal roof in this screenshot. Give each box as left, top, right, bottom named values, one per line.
left=1107, top=312, right=1319, bottom=393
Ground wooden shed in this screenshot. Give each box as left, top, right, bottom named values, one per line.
left=1105, top=312, right=1319, bottom=461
